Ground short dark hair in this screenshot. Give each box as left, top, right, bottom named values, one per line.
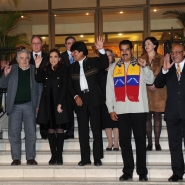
left=44, top=48, right=64, bottom=71
left=119, top=40, right=133, bottom=50
left=70, top=41, right=88, bottom=56
left=31, top=35, right=42, bottom=43
left=143, top=37, right=159, bottom=52
left=65, top=36, right=76, bottom=44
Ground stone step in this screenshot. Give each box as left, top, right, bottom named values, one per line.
left=0, top=178, right=183, bottom=185
left=0, top=150, right=172, bottom=164
left=2, top=126, right=169, bottom=139
left=0, top=164, right=175, bottom=180
left=0, top=138, right=176, bottom=151
left=0, top=114, right=167, bottom=130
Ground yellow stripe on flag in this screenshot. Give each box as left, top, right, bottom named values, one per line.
left=127, top=64, right=140, bottom=75
left=113, top=64, right=124, bottom=77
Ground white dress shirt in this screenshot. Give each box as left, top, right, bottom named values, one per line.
left=79, top=57, right=89, bottom=91
left=33, top=51, right=41, bottom=60
left=162, top=58, right=185, bottom=74
left=74, top=49, right=105, bottom=98
left=67, top=50, right=72, bottom=59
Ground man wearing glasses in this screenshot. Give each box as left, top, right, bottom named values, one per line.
left=30, top=35, right=48, bottom=139
left=155, top=44, right=185, bottom=182
left=30, top=35, right=47, bottom=70
left=61, top=36, right=76, bottom=140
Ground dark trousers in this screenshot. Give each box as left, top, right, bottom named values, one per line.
left=166, top=118, right=185, bottom=177
left=76, top=92, right=103, bottom=162
left=65, top=94, right=74, bottom=136
left=118, top=113, right=148, bottom=175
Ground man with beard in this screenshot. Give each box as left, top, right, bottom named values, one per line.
left=106, top=40, right=154, bottom=181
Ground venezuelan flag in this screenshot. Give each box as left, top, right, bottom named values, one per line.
left=113, top=63, right=125, bottom=101
left=126, top=64, right=140, bottom=102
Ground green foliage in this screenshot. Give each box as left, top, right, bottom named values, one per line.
left=163, top=10, right=185, bottom=46
left=0, top=10, right=30, bottom=60
left=163, top=10, right=185, bottom=28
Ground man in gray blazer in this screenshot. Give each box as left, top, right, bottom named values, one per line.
left=0, top=49, right=41, bottom=165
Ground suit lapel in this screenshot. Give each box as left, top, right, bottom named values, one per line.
left=30, top=52, right=35, bottom=65
left=64, top=51, right=70, bottom=66
left=30, top=65, right=33, bottom=90
left=170, top=64, right=178, bottom=82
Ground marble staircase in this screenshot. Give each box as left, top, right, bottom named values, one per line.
left=0, top=114, right=184, bottom=184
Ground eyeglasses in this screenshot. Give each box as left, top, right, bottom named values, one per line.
left=32, top=43, right=41, bottom=45
left=170, top=50, right=184, bottom=55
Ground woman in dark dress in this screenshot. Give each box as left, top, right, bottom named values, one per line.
left=99, top=49, right=119, bottom=151
left=35, top=48, right=69, bottom=165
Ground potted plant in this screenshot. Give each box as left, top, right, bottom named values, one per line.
left=0, top=10, right=30, bottom=67
left=163, top=10, right=185, bottom=46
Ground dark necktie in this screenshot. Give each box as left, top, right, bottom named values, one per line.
left=35, top=54, right=38, bottom=60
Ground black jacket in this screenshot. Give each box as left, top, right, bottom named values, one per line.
left=68, top=53, right=109, bottom=111
left=61, top=50, right=70, bottom=67
left=154, top=64, right=185, bottom=121
left=30, top=51, right=48, bottom=70
left=35, top=65, right=70, bottom=124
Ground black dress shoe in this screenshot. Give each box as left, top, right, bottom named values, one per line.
left=27, top=159, right=38, bottom=165
left=106, top=147, right=112, bottom=151
left=119, top=173, right=133, bottom=181
left=139, top=174, right=148, bottom=181
left=78, top=160, right=91, bottom=166
left=146, top=145, right=152, bottom=151
left=11, top=160, right=21, bottom=165
left=155, top=144, right=162, bottom=151
left=168, top=174, right=183, bottom=182
left=64, top=134, right=74, bottom=140
left=49, top=156, right=57, bottom=165
left=94, top=159, right=102, bottom=166
left=113, top=148, right=119, bottom=151
left=57, top=156, right=63, bottom=165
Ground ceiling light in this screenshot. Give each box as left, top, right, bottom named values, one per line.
left=154, top=9, right=157, bottom=12
left=54, top=15, right=56, bottom=16
left=42, top=37, right=46, bottom=39
left=118, top=33, right=122, bottom=36
left=86, top=13, right=89, bottom=15
left=80, top=35, right=84, bottom=37
left=21, top=15, right=24, bottom=18
left=120, top=11, right=123, bottom=14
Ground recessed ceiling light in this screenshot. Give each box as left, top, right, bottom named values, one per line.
left=42, top=37, right=46, bottom=39
left=118, top=33, right=122, bottom=36
left=154, top=9, right=157, bottom=12
left=86, top=13, right=89, bottom=15
left=54, top=15, right=56, bottom=16
left=169, top=32, right=170, bottom=34
left=21, top=15, right=24, bottom=18
left=80, top=35, right=84, bottom=37
left=120, top=11, right=123, bottom=14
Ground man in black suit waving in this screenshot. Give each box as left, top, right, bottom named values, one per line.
left=68, top=37, right=109, bottom=166
left=155, top=44, right=185, bottom=182
left=30, top=35, right=47, bottom=70
left=61, top=36, right=76, bottom=139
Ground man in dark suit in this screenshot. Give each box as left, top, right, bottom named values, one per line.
left=30, top=35, right=47, bottom=70
left=30, top=35, right=47, bottom=139
left=61, top=36, right=76, bottom=139
left=155, top=44, right=185, bottom=182
left=68, top=37, right=109, bottom=166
